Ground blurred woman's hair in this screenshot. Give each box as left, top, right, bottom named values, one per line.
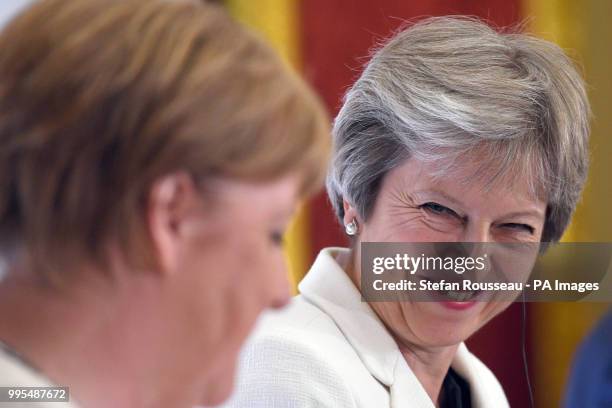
left=0, top=0, right=330, bottom=280
left=327, top=16, right=590, bottom=242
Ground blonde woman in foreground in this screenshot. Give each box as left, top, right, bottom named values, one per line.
left=0, top=0, right=329, bottom=407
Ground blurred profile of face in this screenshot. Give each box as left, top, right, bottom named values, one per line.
left=346, top=156, right=546, bottom=349
left=151, top=173, right=296, bottom=406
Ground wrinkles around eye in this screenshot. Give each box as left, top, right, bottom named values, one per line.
left=385, top=191, right=462, bottom=234
left=419, top=207, right=463, bottom=233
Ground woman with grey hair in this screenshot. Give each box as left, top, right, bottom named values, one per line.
left=223, top=16, right=589, bottom=408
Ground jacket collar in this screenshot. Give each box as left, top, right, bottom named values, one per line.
left=298, top=248, right=435, bottom=407
left=298, top=248, right=398, bottom=384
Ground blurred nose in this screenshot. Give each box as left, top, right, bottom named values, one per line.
left=269, top=283, right=291, bottom=309
left=268, top=256, right=292, bottom=310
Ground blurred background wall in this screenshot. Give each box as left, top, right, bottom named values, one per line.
left=0, top=1, right=609, bottom=406
left=224, top=1, right=612, bottom=407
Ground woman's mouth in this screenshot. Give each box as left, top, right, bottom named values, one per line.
left=445, top=289, right=477, bottom=302
left=439, top=300, right=478, bottom=310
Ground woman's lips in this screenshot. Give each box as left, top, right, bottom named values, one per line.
left=439, top=301, right=478, bottom=311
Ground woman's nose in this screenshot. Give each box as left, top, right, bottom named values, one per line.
left=268, top=258, right=292, bottom=310
left=269, top=280, right=291, bottom=309
left=462, top=222, right=491, bottom=243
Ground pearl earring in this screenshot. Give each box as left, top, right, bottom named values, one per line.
left=345, top=219, right=358, bottom=236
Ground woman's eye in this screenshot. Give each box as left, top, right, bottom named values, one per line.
left=420, top=202, right=459, bottom=218
left=502, top=223, right=535, bottom=234
left=270, top=231, right=285, bottom=247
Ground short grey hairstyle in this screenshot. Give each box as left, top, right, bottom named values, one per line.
left=326, top=16, right=590, bottom=242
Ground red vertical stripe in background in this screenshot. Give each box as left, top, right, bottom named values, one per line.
left=300, top=1, right=530, bottom=407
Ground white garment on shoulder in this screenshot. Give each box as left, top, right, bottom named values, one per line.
left=221, top=247, right=509, bottom=408
left=0, top=345, right=80, bottom=408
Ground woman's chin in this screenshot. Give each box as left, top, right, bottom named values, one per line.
left=199, top=378, right=235, bottom=407
left=403, top=301, right=490, bottom=346
left=197, top=356, right=239, bottom=407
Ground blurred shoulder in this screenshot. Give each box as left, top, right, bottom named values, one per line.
left=0, top=347, right=80, bottom=407
left=580, top=311, right=612, bottom=353
left=565, top=312, right=612, bottom=407
left=245, top=294, right=363, bottom=372
left=221, top=296, right=365, bottom=408
left=254, top=294, right=341, bottom=338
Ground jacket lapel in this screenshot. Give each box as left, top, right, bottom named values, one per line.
left=451, top=344, right=510, bottom=408
left=298, top=248, right=434, bottom=407
left=391, top=356, right=436, bottom=408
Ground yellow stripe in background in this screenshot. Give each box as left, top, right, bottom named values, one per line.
left=225, top=0, right=300, bottom=67
left=522, top=1, right=612, bottom=407
left=224, top=0, right=311, bottom=293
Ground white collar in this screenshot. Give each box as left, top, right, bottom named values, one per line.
left=299, top=248, right=398, bottom=384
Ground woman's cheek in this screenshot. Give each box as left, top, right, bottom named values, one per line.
left=397, top=219, right=463, bottom=242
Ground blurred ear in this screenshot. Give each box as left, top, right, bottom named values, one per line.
left=147, top=171, right=200, bottom=275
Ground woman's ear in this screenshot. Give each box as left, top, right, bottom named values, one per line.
left=147, top=171, right=199, bottom=275
left=342, top=199, right=360, bottom=228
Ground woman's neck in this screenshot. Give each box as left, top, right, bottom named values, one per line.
left=0, top=268, right=199, bottom=408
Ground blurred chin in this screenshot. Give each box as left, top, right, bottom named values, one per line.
left=198, top=361, right=237, bottom=407
left=199, top=388, right=232, bottom=407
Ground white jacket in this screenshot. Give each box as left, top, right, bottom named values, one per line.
left=223, top=248, right=509, bottom=408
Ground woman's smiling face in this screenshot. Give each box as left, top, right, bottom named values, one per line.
left=345, top=156, right=547, bottom=347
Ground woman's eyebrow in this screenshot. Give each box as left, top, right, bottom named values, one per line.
left=412, top=189, right=466, bottom=208
left=499, top=209, right=545, bottom=219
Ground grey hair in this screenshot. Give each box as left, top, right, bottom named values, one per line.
left=326, top=16, right=590, bottom=242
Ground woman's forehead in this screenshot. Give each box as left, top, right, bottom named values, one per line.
left=384, top=155, right=548, bottom=208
